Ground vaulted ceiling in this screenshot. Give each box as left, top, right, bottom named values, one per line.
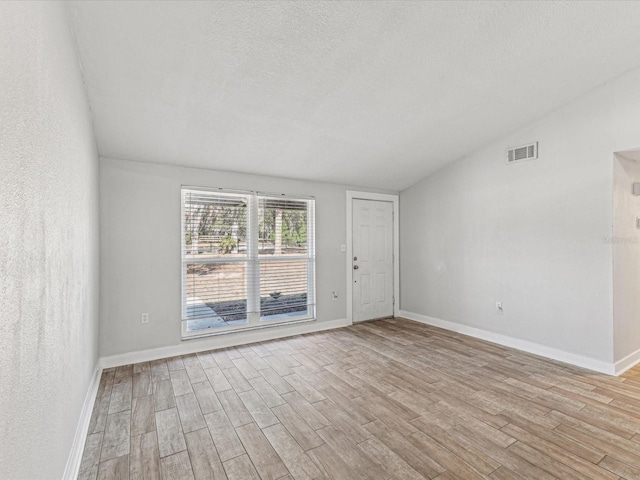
left=68, top=1, right=640, bottom=190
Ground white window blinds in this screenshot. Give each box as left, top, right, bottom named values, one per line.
left=181, top=188, right=315, bottom=337
left=258, top=195, right=315, bottom=322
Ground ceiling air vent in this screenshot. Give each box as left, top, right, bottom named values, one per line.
left=506, top=142, right=538, bottom=164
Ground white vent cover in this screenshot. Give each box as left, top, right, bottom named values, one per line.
left=506, top=142, right=538, bottom=164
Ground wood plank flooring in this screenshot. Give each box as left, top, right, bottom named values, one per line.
left=78, top=318, right=640, bottom=480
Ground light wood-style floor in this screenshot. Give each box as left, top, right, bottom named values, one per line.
left=78, top=318, right=640, bottom=480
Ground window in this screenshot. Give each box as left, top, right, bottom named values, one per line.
left=181, top=187, right=315, bottom=338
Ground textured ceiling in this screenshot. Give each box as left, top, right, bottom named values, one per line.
left=68, top=1, right=640, bottom=190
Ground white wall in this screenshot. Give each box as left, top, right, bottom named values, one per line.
left=401, top=65, right=640, bottom=367
left=0, top=2, right=100, bottom=479
left=613, top=152, right=640, bottom=364
left=99, top=157, right=393, bottom=359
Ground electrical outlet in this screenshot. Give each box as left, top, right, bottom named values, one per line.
left=340, top=244, right=346, bottom=252
left=332, top=291, right=338, bottom=300
left=141, top=313, right=149, bottom=324
left=496, top=302, right=503, bottom=315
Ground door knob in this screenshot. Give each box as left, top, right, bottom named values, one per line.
left=353, top=265, right=359, bottom=270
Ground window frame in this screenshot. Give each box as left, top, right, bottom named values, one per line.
left=181, top=186, right=316, bottom=339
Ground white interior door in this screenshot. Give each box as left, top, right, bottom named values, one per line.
left=352, top=199, right=394, bottom=322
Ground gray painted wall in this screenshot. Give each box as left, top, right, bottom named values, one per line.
left=0, top=2, right=100, bottom=478
left=613, top=153, right=640, bottom=362
left=401, top=65, right=640, bottom=365
left=99, top=157, right=394, bottom=357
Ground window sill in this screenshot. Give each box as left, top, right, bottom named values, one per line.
left=181, top=316, right=316, bottom=341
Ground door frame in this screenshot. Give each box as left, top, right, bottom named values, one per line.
left=346, top=191, right=400, bottom=325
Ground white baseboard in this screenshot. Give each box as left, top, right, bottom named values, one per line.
left=63, top=363, right=103, bottom=480
left=399, top=310, right=616, bottom=376
left=61, top=312, right=633, bottom=478
left=100, top=318, right=350, bottom=369
left=614, top=348, right=640, bottom=376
